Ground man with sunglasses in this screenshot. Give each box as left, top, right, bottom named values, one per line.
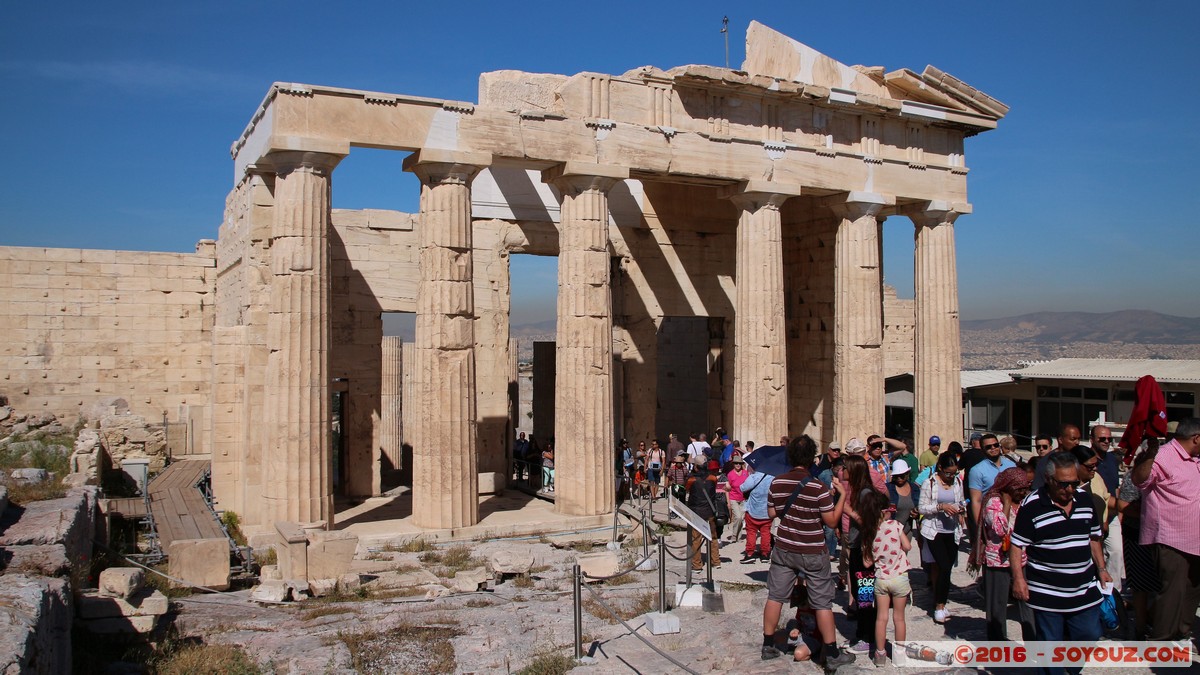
left=968, top=433, right=1017, bottom=539
left=1089, top=425, right=1125, bottom=595
left=1011, top=453, right=1110, bottom=670
left=1033, top=434, right=1053, bottom=457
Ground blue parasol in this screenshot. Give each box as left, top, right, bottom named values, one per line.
left=743, top=445, right=793, bottom=477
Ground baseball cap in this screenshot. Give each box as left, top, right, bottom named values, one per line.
left=706, top=460, right=720, bottom=472
left=828, top=442, right=841, bottom=452
left=845, top=438, right=867, bottom=454
left=929, top=435, right=941, bottom=446
left=892, top=459, right=911, bottom=475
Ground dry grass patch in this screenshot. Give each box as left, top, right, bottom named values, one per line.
left=606, top=573, right=637, bottom=586
left=513, top=573, right=535, bottom=588
left=515, top=651, right=576, bottom=675
left=335, top=621, right=463, bottom=674
left=300, top=605, right=356, bottom=622
left=393, top=537, right=436, bottom=553
left=153, top=641, right=265, bottom=675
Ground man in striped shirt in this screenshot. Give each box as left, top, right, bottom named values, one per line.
left=1010, top=452, right=1111, bottom=673
left=760, top=435, right=854, bottom=670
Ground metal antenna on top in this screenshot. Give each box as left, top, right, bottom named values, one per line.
left=721, top=16, right=729, bottom=69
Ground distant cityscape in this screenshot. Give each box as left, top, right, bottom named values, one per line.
left=388, top=310, right=1200, bottom=370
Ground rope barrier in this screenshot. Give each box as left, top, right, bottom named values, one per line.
left=578, top=579, right=700, bottom=675
left=579, top=552, right=657, bottom=581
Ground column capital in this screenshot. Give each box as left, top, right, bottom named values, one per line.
left=824, top=191, right=896, bottom=220
left=719, top=180, right=802, bottom=211
left=262, top=149, right=344, bottom=177
left=903, top=200, right=972, bottom=227
left=404, top=149, right=491, bottom=186
left=542, top=162, right=628, bottom=194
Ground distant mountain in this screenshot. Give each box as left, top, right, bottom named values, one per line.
left=962, top=310, right=1200, bottom=345
left=510, top=319, right=557, bottom=339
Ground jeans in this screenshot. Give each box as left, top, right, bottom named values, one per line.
left=824, top=525, right=837, bottom=557
left=1033, top=604, right=1101, bottom=675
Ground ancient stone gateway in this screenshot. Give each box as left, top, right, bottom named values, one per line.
left=211, top=21, right=1005, bottom=531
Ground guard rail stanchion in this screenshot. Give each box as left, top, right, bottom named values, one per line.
left=642, top=511, right=650, bottom=560
left=572, top=563, right=583, bottom=660
left=657, top=535, right=666, bottom=614
left=685, top=527, right=693, bottom=588
left=705, top=531, right=713, bottom=586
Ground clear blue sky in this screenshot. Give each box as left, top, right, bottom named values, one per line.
left=2, top=1, right=1197, bottom=323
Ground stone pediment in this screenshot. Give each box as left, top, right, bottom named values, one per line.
left=742, top=21, right=1007, bottom=120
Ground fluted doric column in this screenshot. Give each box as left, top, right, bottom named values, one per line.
left=380, top=336, right=403, bottom=470
left=544, top=162, right=628, bottom=516
left=910, top=203, right=967, bottom=448
left=261, top=149, right=343, bottom=529
left=722, top=181, right=800, bottom=447
left=830, top=192, right=892, bottom=446
left=404, top=149, right=490, bottom=529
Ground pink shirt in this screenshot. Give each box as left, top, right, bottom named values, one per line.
left=726, top=468, right=749, bottom=501
left=867, top=457, right=889, bottom=493
left=1136, top=439, right=1200, bottom=556
left=871, top=519, right=910, bottom=580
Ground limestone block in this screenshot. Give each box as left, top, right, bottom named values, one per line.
left=337, top=573, right=361, bottom=593
left=643, top=611, right=681, bottom=635
left=82, top=615, right=159, bottom=634
left=478, top=471, right=505, bottom=495
left=305, top=530, right=357, bottom=580
left=451, top=567, right=489, bottom=593
left=365, top=568, right=439, bottom=590
left=61, top=472, right=92, bottom=489
left=167, top=538, right=230, bottom=591
left=10, top=468, right=48, bottom=485
left=575, top=552, right=620, bottom=581
left=77, top=589, right=168, bottom=619
left=98, top=567, right=145, bottom=599
left=285, top=580, right=311, bottom=601
left=489, top=549, right=534, bottom=576
left=250, top=579, right=290, bottom=603
left=307, top=578, right=338, bottom=597
left=0, top=575, right=71, bottom=675
left=259, top=564, right=282, bottom=581
left=423, top=584, right=451, bottom=599
left=275, top=522, right=307, bottom=581
left=0, top=488, right=97, bottom=588
left=0, top=544, right=70, bottom=577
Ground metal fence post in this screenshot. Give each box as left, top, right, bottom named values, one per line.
left=657, top=535, right=666, bottom=613
left=572, top=563, right=583, bottom=660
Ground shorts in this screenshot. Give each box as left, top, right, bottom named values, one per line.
left=647, top=466, right=661, bottom=482
left=875, top=573, right=911, bottom=597
left=766, top=548, right=835, bottom=610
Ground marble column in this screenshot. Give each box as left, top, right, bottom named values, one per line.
left=830, top=193, right=891, bottom=445
left=544, top=162, right=628, bottom=516
left=910, top=203, right=966, bottom=448
left=261, top=149, right=342, bottom=529
left=722, top=181, right=800, bottom=447
left=380, top=336, right=403, bottom=470
left=404, top=150, right=490, bottom=530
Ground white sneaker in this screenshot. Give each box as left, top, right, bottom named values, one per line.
left=933, top=608, right=947, bottom=623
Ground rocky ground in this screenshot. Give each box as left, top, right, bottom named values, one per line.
left=158, top=498, right=1196, bottom=674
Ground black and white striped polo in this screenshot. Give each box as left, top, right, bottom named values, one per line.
left=1010, top=487, right=1102, bottom=613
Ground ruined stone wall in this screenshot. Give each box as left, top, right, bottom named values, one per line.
left=611, top=181, right=738, bottom=444
left=212, top=175, right=272, bottom=521
left=883, top=285, right=915, bottom=378
left=329, top=209, right=418, bottom=498
left=783, top=199, right=837, bottom=447
left=0, top=245, right=215, bottom=425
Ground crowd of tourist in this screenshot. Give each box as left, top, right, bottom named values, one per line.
left=525, top=418, right=1200, bottom=673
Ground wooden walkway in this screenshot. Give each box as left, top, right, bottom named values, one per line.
left=146, top=459, right=226, bottom=549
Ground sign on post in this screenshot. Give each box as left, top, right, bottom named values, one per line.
left=669, top=499, right=712, bottom=541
